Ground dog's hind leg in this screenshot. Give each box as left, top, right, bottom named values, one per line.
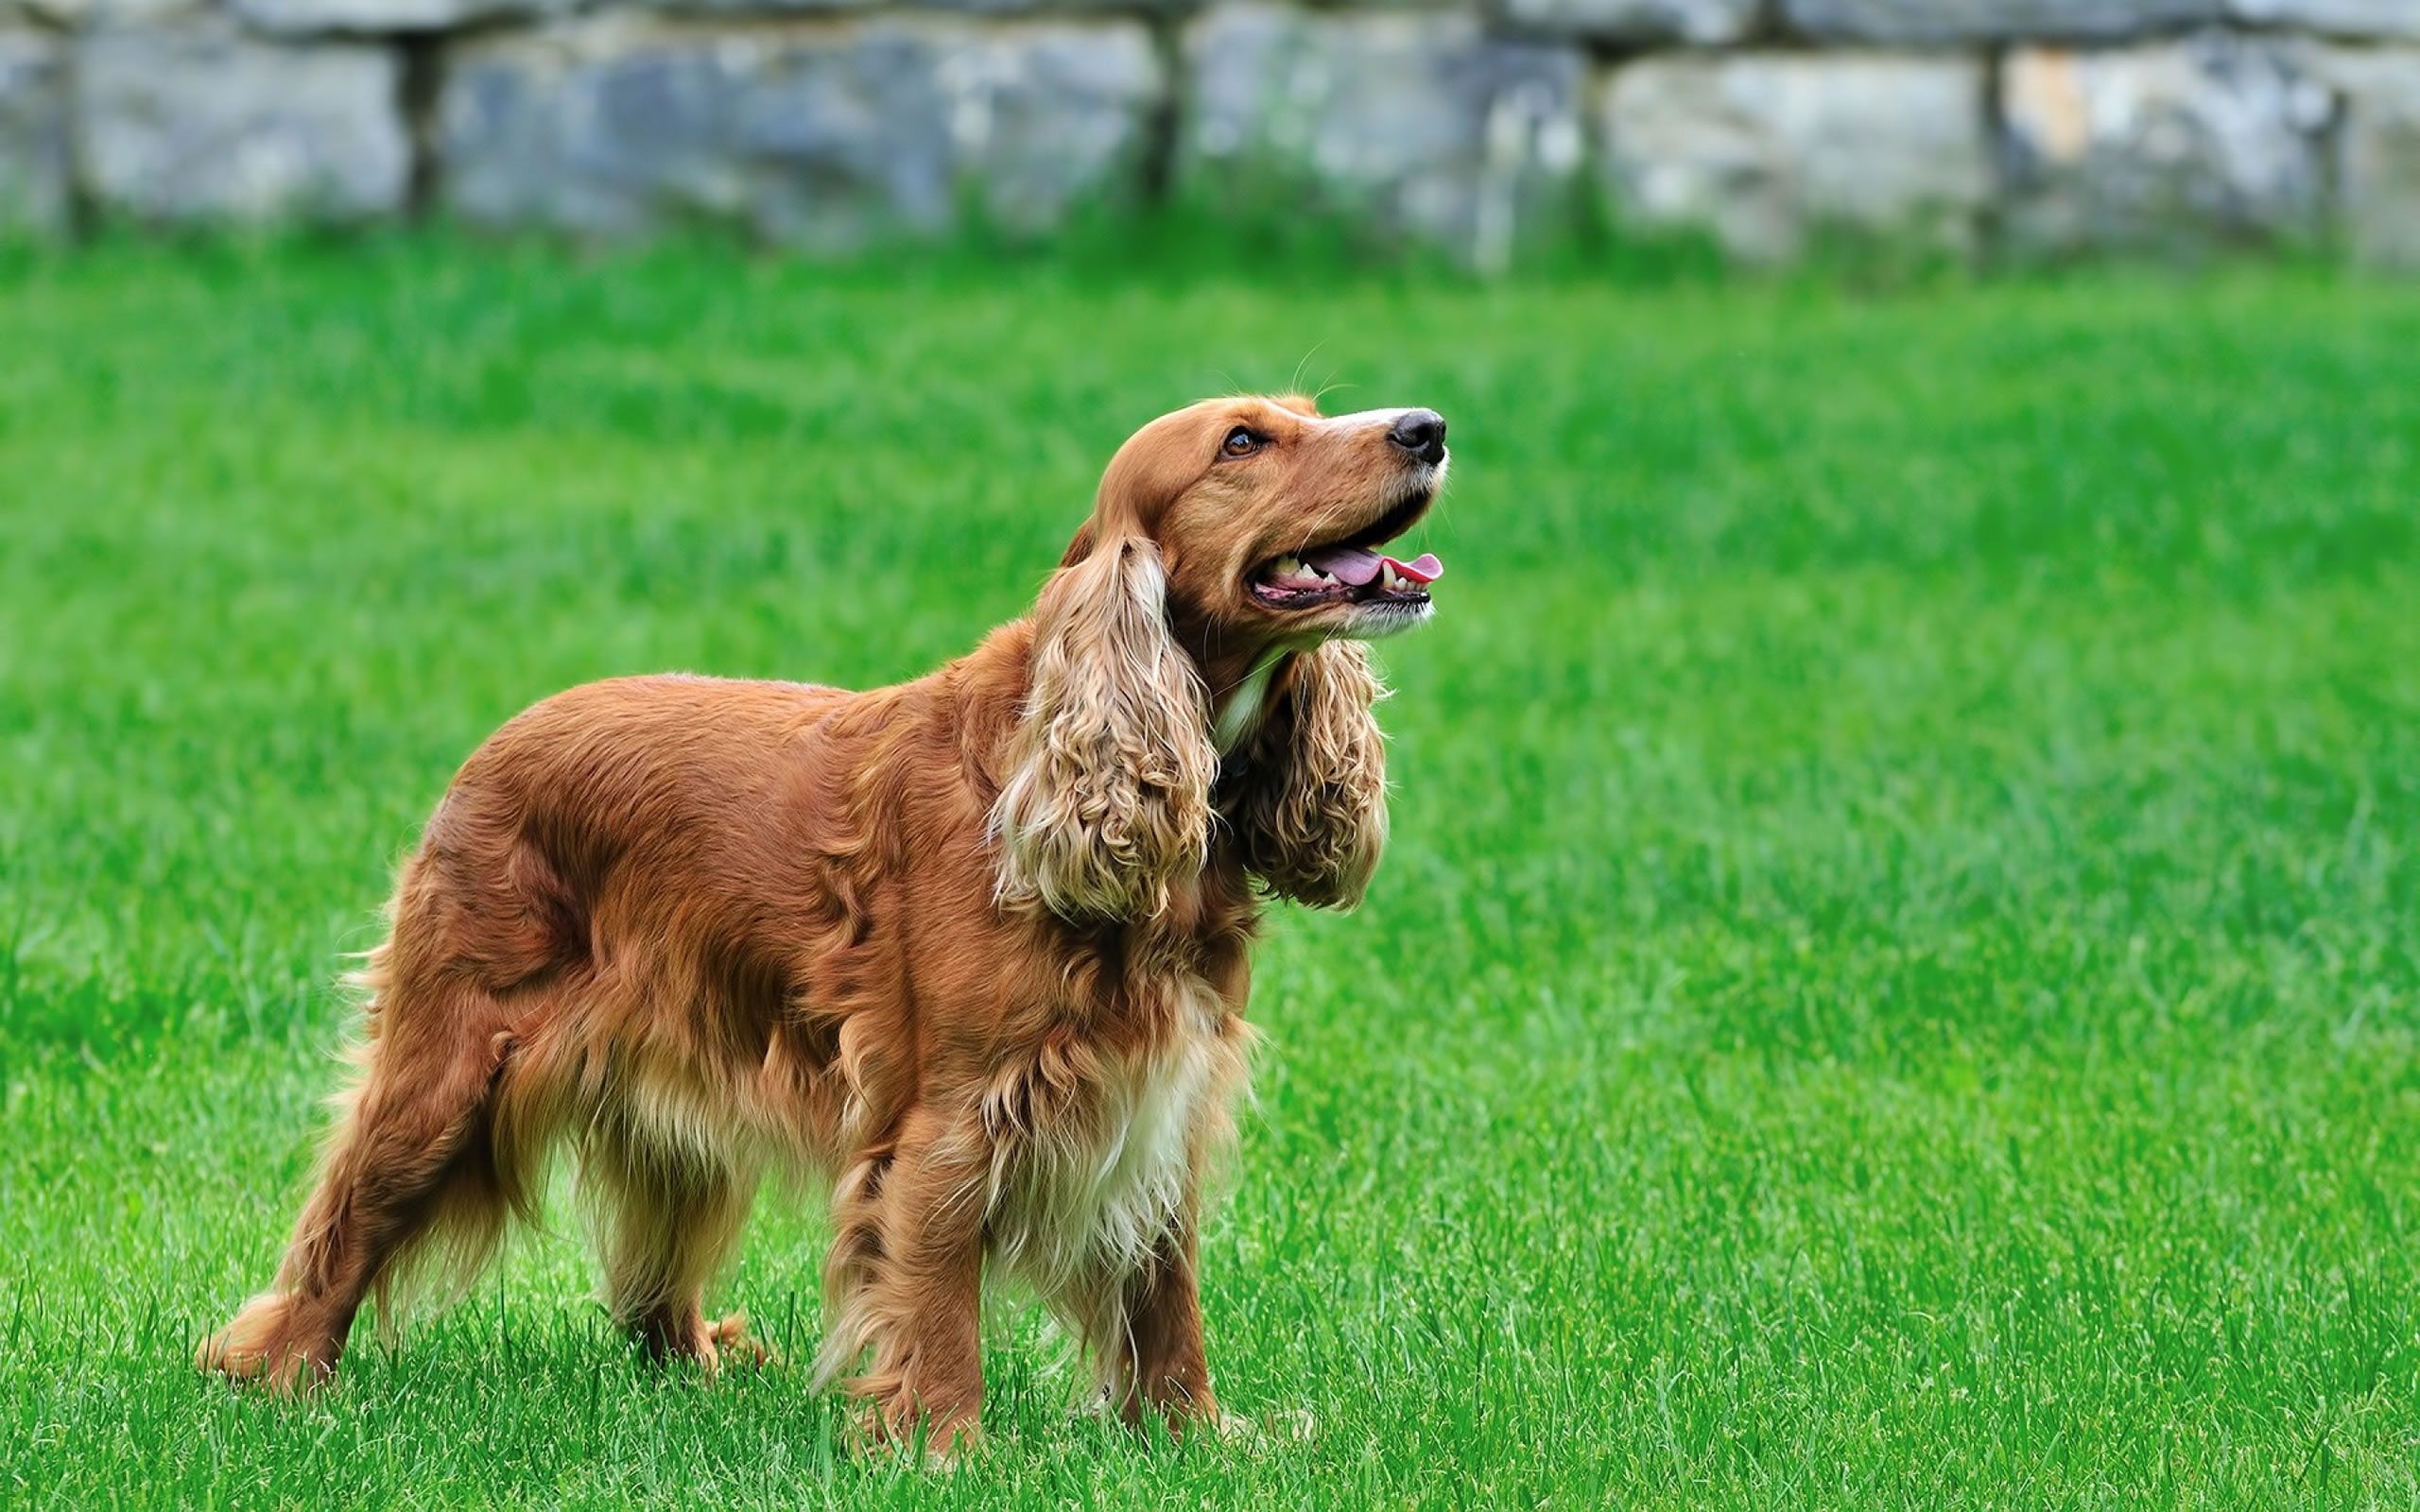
left=583, top=1121, right=767, bottom=1374
left=197, top=972, right=519, bottom=1392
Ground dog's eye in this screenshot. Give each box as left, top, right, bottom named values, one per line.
left=1221, top=427, right=1264, bottom=457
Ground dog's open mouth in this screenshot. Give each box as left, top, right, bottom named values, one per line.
left=1248, top=496, right=1443, bottom=611
left=1250, top=546, right=1443, bottom=609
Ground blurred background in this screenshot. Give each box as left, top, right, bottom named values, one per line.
left=1, top=0, right=2416, bottom=269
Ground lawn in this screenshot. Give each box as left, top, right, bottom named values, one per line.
left=1, top=240, right=2416, bottom=1507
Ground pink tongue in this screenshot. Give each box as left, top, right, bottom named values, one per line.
left=1302, top=545, right=1444, bottom=586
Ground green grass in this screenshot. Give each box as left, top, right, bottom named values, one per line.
left=2, top=238, right=2417, bottom=1507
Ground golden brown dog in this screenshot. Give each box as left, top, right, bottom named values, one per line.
left=199, top=393, right=1449, bottom=1451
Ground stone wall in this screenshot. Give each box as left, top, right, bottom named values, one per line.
left=1, top=0, right=2416, bottom=266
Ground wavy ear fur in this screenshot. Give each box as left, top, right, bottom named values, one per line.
left=993, top=537, right=1217, bottom=920
left=1234, top=642, right=1391, bottom=910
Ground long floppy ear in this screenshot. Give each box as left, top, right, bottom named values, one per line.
left=1233, top=641, right=1391, bottom=910
left=993, top=537, right=1217, bottom=920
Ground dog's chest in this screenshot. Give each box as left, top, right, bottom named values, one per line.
left=984, top=979, right=1241, bottom=1289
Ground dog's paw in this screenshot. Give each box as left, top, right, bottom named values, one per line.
left=704, top=1311, right=778, bottom=1373
left=196, top=1293, right=330, bottom=1395
left=1214, top=1406, right=1318, bottom=1449
left=844, top=1389, right=983, bottom=1469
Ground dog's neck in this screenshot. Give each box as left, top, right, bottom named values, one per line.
left=1211, top=645, right=1288, bottom=755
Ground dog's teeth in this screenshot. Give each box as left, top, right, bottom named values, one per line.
left=1271, top=556, right=1303, bottom=577
left=1381, top=562, right=1402, bottom=592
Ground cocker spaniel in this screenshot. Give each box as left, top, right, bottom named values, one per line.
left=199, top=393, right=1449, bottom=1452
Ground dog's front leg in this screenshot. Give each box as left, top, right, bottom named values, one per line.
left=824, top=1107, right=989, bottom=1460
left=1110, top=1212, right=1219, bottom=1431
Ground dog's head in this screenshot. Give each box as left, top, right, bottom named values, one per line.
left=1062, top=393, right=1448, bottom=653
left=994, top=395, right=1445, bottom=922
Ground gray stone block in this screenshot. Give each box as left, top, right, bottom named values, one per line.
left=1999, top=35, right=2336, bottom=251
left=79, top=24, right=408, bottom=223
left=19, top=0, right=205, bottom=26
left=440, top=16, right=1163, bottom=249
left=648, top=0, right=881, bottom=14
left=228, top=0, right=577, bottom=38
left=2291, top=43, right=2420, bottom=264
left=1499, top=0, right=1758, bottom=44
left=815, top=0, right=1189, bottom=13
left=2233, top=0, right=2420, bottom=39
left=0, top=30, right=68, bottom=234
left=1784, top=0, right=2219, bottom=43
left=1597, top=52, right=1990, bottom=262
left=1181, top=4, right=1586, bottom=267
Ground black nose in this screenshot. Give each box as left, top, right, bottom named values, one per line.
left=1389, top=409, right=1447, bottom=466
